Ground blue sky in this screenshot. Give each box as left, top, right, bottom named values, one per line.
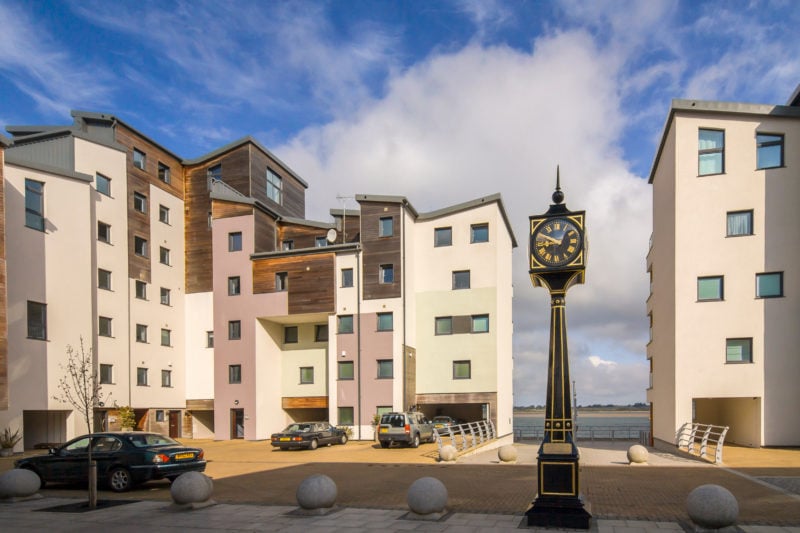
left=1, top=0, right=798, bottom=406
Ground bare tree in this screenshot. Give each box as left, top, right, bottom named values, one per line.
left=52, top=336, right=111, bottom=508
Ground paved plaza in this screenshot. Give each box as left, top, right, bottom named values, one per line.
left=1, top=439, right=798, bottom=531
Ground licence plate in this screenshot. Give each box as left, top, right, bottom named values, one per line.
left=174, top=452, right=194, bottom=460
left=380, top=428, right=388, bottom=433
left=280, top=437, right=291, bottom=441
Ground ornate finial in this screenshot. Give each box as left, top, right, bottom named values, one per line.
left=552, top=165, right=564, bottom=204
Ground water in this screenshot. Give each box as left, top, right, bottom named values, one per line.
left=513, top=412, right=650, bottom=441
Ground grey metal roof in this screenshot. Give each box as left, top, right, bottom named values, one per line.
left=355, top=194, right=419, bottom=217
left=71, top=110, right=183, bottom=160
left=329, top=208, right=361, bottom=217
left=250, top=242, right=359, bottom=260
left=5, top=153, right=94, bottom=183
left=280, top=216, right=336, bottom=230
left=0, top=133, right=9, bottom=147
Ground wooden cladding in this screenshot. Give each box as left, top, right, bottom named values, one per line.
left=250, top=150, right=306, bottom=218
left=212, top=200, right=252, bottom=220
left=253, top=253, right=335, bottom=314
left=360, top=202, right=402, bottom=300
left=279, top=223, right=328, bottom=250
left=185, top=399, right=214, bottom=410
left=282, top=396, right=328, bottom=409
left=184, top=162, right=214, bottom=293
left=254, top=209, right=277, bottom=253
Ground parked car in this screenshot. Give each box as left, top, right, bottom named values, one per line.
left=270, top=421, right=348, bottom=450
left=432, top=416, right=460, bottom=431
left=14, top=432, right=206, bottom=492
left=377, top=412, right=434, bottom=448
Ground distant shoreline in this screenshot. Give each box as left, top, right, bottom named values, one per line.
left=514, top=410, right=648, bottom=418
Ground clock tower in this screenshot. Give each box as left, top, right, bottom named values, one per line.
left=525, top=169, right=591, bottom=529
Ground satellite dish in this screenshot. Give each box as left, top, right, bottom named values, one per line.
left=326, top=228, right=338, bottom=243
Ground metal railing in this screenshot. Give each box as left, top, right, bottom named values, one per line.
left=514, top=424, right=650, bottom=442
left=434, top=420, right=496, bottom=456
left=676, top=422, right=729, bottom=464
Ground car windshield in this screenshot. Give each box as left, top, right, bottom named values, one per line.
left=126, top=433, right=180, bottom=448
left=433, top=417, right=451, bottom=422
left=285, top=424, right=313, bottom=432
left=380, top=414, right=405, bottom=427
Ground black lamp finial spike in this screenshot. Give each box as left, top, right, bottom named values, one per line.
left=552, top=165, right=565, bottom=204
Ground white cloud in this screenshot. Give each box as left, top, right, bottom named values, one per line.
left=587, top=355, right=617, bottom=368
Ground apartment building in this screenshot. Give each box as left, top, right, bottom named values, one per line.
left=0, top=110, right=515, bottom=448
left=647, top=87, right=800, bottom=447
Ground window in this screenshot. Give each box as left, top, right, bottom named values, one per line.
left=134, top=236, right=148, bottom=257
left=207, top=164, right=222, bottom=185
left=266, top=168, right=282, bottom=204
left=315, top=325, right=328, bottom=342
left=134, top=192, right=147, bottom=213
left=159, top=246, right=171, bottom=265
left=158, top=162, right=171, bottom=183
left=698, top=128, right=724, bottom=175
left=25, top=179, right=45, bottom=231
left=379, top=264, right=394, bottom=284
left=159, top=205, right=170, bottom=224
left=161, top=328, right=171, bottom=347
left=135, top=280, right=147, bottom=299
left=434, top=227, right=452, bottom=247
left=435, top=316, right=453, bottom=335
left=300, top=366, right=314, bottom=384
left=341, top=268, right=354, bottom=288
left=282, top=240, right=294, bottom=250
left=727, top=210, right=753, bottom=237
left=726, top=338, right=752, bottom=363
left=155, top=410, right=165, bottom=422
left=96, top=173, right=111, bottom=196
left=756, top=272, right=783, bottom=298
left=228, top=232, right=242, bottom=252
left=453, top=270, right=470, bottom=290
left=315, top=236, right=327, bottom=247
left=133, top=148, right=146, bottom=170
left=206, top=331, right=214, bottom=348
left=471, top=223, right=489, bottom=243
left=472, top=314, right=490, bottom=333
left=160, top=287, right=171, bottom=305
left=98, top=221, right=111, bottom=243
left=161, top=369, right=172, bottom=387
left=228, top=276, right=241, bottom=296
left=697, top=276, right=723, bottom=301
left=284, top=326, right=298, bottom=344
left=756, top=133, right=783, bottom=169
left=377, top=312, right=393, bottom=331
left=228, top=320, right=241, bottom=340
left=338, top=315, right=354, bottom=334
left=379, top=216, right=393, bottom=237
left=228, top=364, right=242, bottom=384
left=453, top=360, right=471, bottom=379
left=275, top=272, right=288, bottom=291
left=137, top=367, right=148, bottom=386
left=100, top=364, right=113, bottom=384
left=27, top=301, right=46, bottom=340
left=136, top=324, right=148, bottom=343
left=338, top=407, right=354, bottom=426
left=99, top=316, right=113, bottom=337
left=98, top=269, right=112, bottom=290
left=377, top=359, right=393, bottom=379
left=338, top=361, right=354, bottom=380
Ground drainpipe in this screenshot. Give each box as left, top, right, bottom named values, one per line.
left=401, top=205, right=407, bottom=411
left=356, top=246, right=362, bottom=441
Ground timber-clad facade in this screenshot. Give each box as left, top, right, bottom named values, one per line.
left=0, top=110, right=515, bottom=447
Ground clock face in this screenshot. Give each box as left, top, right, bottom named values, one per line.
left=531, top=218, right=583, bottom=268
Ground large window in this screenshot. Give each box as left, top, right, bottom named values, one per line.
left=698, top=129, right=724, bottom=175
left=267, top=168, right=282, bottom=204
left=379, top=216, right=393, bottom=237
left=435, top=316, right=453, bottom=335
left=27, top=301, right=47, bottom=340
left=453, top=270, right=470, bottom=290
left=341, top=268, right=354, bottom=288
left=98, top=221, right=111, bottom=243
left=338, top=315, right=354, bottom=334
left=453, top=360, right=471, bottom=380
left=756, top=272, right=783, bottom=298
left=756, top=133, right=783, bottom=169
left=726, top=338, right=752, bottom=364
left=300, top=367, right=314, bottom=384
left=338, top=407, right=354, bottom=426
left=276, top=272, right=288, bottom=291
left=133, top=148, right=146, bottom=170
left=158, top=162, right=171, bottom=184
left=134, top=192, right=147, bottom=213
left=471, top=314, right=490, bottom=333
left=99, top=316, right=112, bottom=337
left=161, top=369, right=172, bottom=388
left=315, top=324, right=328, bottom=342
left=377, top=359, right=393, bottom=379
left=98, top=269, right=112, bottom=290
left=471, top=223, right=489, bottom=243
left=434, top=227, right=452, bottom=247
left=135, top=280, right=147, bottom=300
left=229, top=364, right=242, bottom=384
left=284, top=326, right=298, bottom=344
left=161, top=328, right=171, bottom=347
left=100, top=364, right=113, bottom=384
left=338, top=361, right=354, bottom=380
left=134, top=236, right=148, bottom=257
left=377, top=312, right=393, bottom=331
left=228, top=276, right=241, bottom=296
left=96, top=173, right=111, bottom=196
left=228, top=232, right=242, bottom=252
left=379, top=264, right=394, bottom=284
left=136, top=324, right=148, bottom=343
left=229, top=320, right=241, bottom=340
left=697, top=276, right=723, bottom=301
left=25, top=179, right=45, bottom=231
left=137, top=367, right=148, bottom=386
left=726, top=210, right=753, bottom=237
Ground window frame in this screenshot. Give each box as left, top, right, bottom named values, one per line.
left=25, top=179, right=45, bottom=231
left=228, top=320, right=242, bottom=340
left=133, top=192, right=147, bottom=214
left=434, top=227, right=452, bottom=247
left=756, top=272, right=783, bottom=298
left=161, top=369, right=172, bottom=388
left=377, top=312, right=393, bottom=331
left=228, top=276, right=241, bottom=296
left=338, top=407, right=354, bottom=426
left=341, top=268, right=354, bottom=288
left=756, top=133, right=784, bottom=170
left=471, top=223, right=489, bottom=243
left=96, top=173, right=111, bottom=196
left=726, top=338, right=753, bottom=364
left=471, top=314, right=490, bottom=333
left=377, top=359, right=393, bottom=379
left=99, top=364, right=113, bottom=385
left=282, top=240, right=294, bottom=250
left=453, top=360, right=471, bottom=380
left=315, top=236, right=327, bottom=247
left=27, top=301, right=47, bottom=340
left=284, top=326, right=299, bottom=344
left=315, top=324, right=329, bottom=342
left=379, top=216, right=393, bottom=237
left=98, top=268, right=112, bottom=291
left=379, top=264, right=394, bottom=284
left=157, top=162, right=171, bottom=184
left=135, top=280, right=147, bottom=300
left=159, top=246, right=171, bottom=266
left=206, top=331, right=214, bottom=348
left=275, top=272, right=288, bottom=292
left=338, top=315, right=354, bottom=334
left=338, top=361, right=354, bottom=380
left=134, top=236, right=148, bottom=257
left=228, top=364, right=242, bottom=384
left=135, top=324, right=148, bottom=343
left=159, top=204, right=170, bottom=224
left=299, top=366, right=314, bottom=384
left=697, top=276, right=724, bottom=301
left=161, top=328, right=171, bottom=347
left=726, top=210, right=753, bottom=237
left=136, top=367, right=148, bottom=386
left=160, top=287, right=171, bottom=306
left=133, top=148, right=146, bottom=170
left=228, top=232, right=243, bottom=252
left=452, top=270, right=471, bottom=290
left=266, top=168, right=283, bottom=204
left=98, top=221, right=111, bottom=243
left=698, top=128, right=725, bottom=176
left=98, top=316, right=113, bottom=337
left=435, top=316, right=453, bottom=335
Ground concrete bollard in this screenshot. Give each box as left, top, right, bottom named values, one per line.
left=686, top=484, right=739, bottom=529
left=296, top=474, right=337, bottom=513
left=439, top=444, right=457, bottom=462
left=627, top=444, right=649, bottom=464
left=0, top=469, right=41, bottom=500
left=170, top=471, right=214, bottom=509
left=407, top=476, right=447, bottom=520
left=498, top=444, right=518, bottom=463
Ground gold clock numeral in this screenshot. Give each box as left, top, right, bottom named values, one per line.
left=553, top=255, right=560, bottom=263
left=554, top=222, right=561, bottom=230
left=567, top=246, right=575, bottom=253
left=545, top=253, right=552, bottom=261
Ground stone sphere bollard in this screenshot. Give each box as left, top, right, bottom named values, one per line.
left=0, top=469, right=41, bottom=499
left=498, top=445, right=518, bottom=463
left=439, top=444, right=457, bottom=462
left=296, top=474, right=337, bottom=510
left=627, top=444, right=649, bottom=464
left=170, top=472, right=214, bottom=505
left=407, top=477, right=448, bottom=517
left=686, top=484, right=739, bottom=529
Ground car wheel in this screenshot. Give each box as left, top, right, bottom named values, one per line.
left=309, top=438, right=318, bottom=450
left=108, top=467, right=133, bottom=492
left=380, top=441, right=390, bottom=448
left=339, top=434, right=348, bottom=445
left=410, top=434, right=420, bottom=448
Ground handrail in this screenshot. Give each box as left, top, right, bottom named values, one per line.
left=434, top=419, right=496, bottom=457
left=676, top=422, right=729, bottom=463
left=514, top=424, right=649, bottom=442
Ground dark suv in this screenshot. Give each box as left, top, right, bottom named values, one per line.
left=377, top=412, right=434, bottom=448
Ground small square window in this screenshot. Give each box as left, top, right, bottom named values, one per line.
left=338, top=407, right=354, bottom=426
left=453, top=270, right=470, bottom=290
left=698, top=128, right=724, bottom=176
left=453, top=360, right=471, bottom=379
left=100, top=364, right=113, bottom=384
left=726, top=338, right=752, bottom=363
left=98, top=269, right=112, bottom=290
left=756, top=133, right=783, bottom=169
left=161, top=369, right=172, bottom=387
left=315, top=236, right=328, bottom=247
left=338, top=315, right=354, bottom=334
left=27, top=301, right=47, bottom=340
left=206, top=331, right=214, bottom=348
left=229, top=364, right=242, bottom=384
left=379, top=216, right=393, bottom=237
left=379, top=264, right=394, bottom=284
left=300, top=366, right=314, bottom=384
left=160, top=287, right=171, bottom=305
left=159, top=205, right=170, bottom=224
left=342, top=268, right=354, bottom=288
left=135, top=280, right=147, bottom=300
left=377, top=359, right=393, bottom=379
left=136, top=324, right=148, bottom=343
left=727, top=210, right=753, bottom=237
left=315, top=324, right=329, bottom=342
left=158, top=162, right=171, bottom=183
left=96, top=173, right=111, bottom=196
left=134, top=236, right=148, bottom=257
left=434, top=227, right=452, bottom=247
left=137, top=367, right=148, bottom=386
left=134, top=192, right=147, bottom=213
left=159, top=247, right=171, bottom=266
left=756, top=272, right=783, bottom=298
left=471, top=223, right=489, bottom=243
left=99, top=316, right=112, bottom=337
left=161, top=328, right=171, bottom=347
left=377, top=312, right=393, bottom=331
left=282, top=240, right=294, bottom=250
left=98, top=221, right=111, bottom=243
left=697, top=276, right=723, bottom=301
left=133, top=149, right=146, bottom=170
left=276, top=272, right=288, bottom=291
left=229, top=320, right=241, bottom=340
left=228, top=276, right=241, bottom=296
left=229, top=232, right=243, bottom=252
left=471, top=314, right=489, bottom=333
left=435, top=317, right=453, bottom=335
left=338, top=361, right=354, bottom=380
left=284, top=326, right=298, bottom=344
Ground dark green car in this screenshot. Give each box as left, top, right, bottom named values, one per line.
left=14, top=432, right=206, bottom=492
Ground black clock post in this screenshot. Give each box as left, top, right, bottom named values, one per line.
left=525, top=171, right=591, bottom=529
